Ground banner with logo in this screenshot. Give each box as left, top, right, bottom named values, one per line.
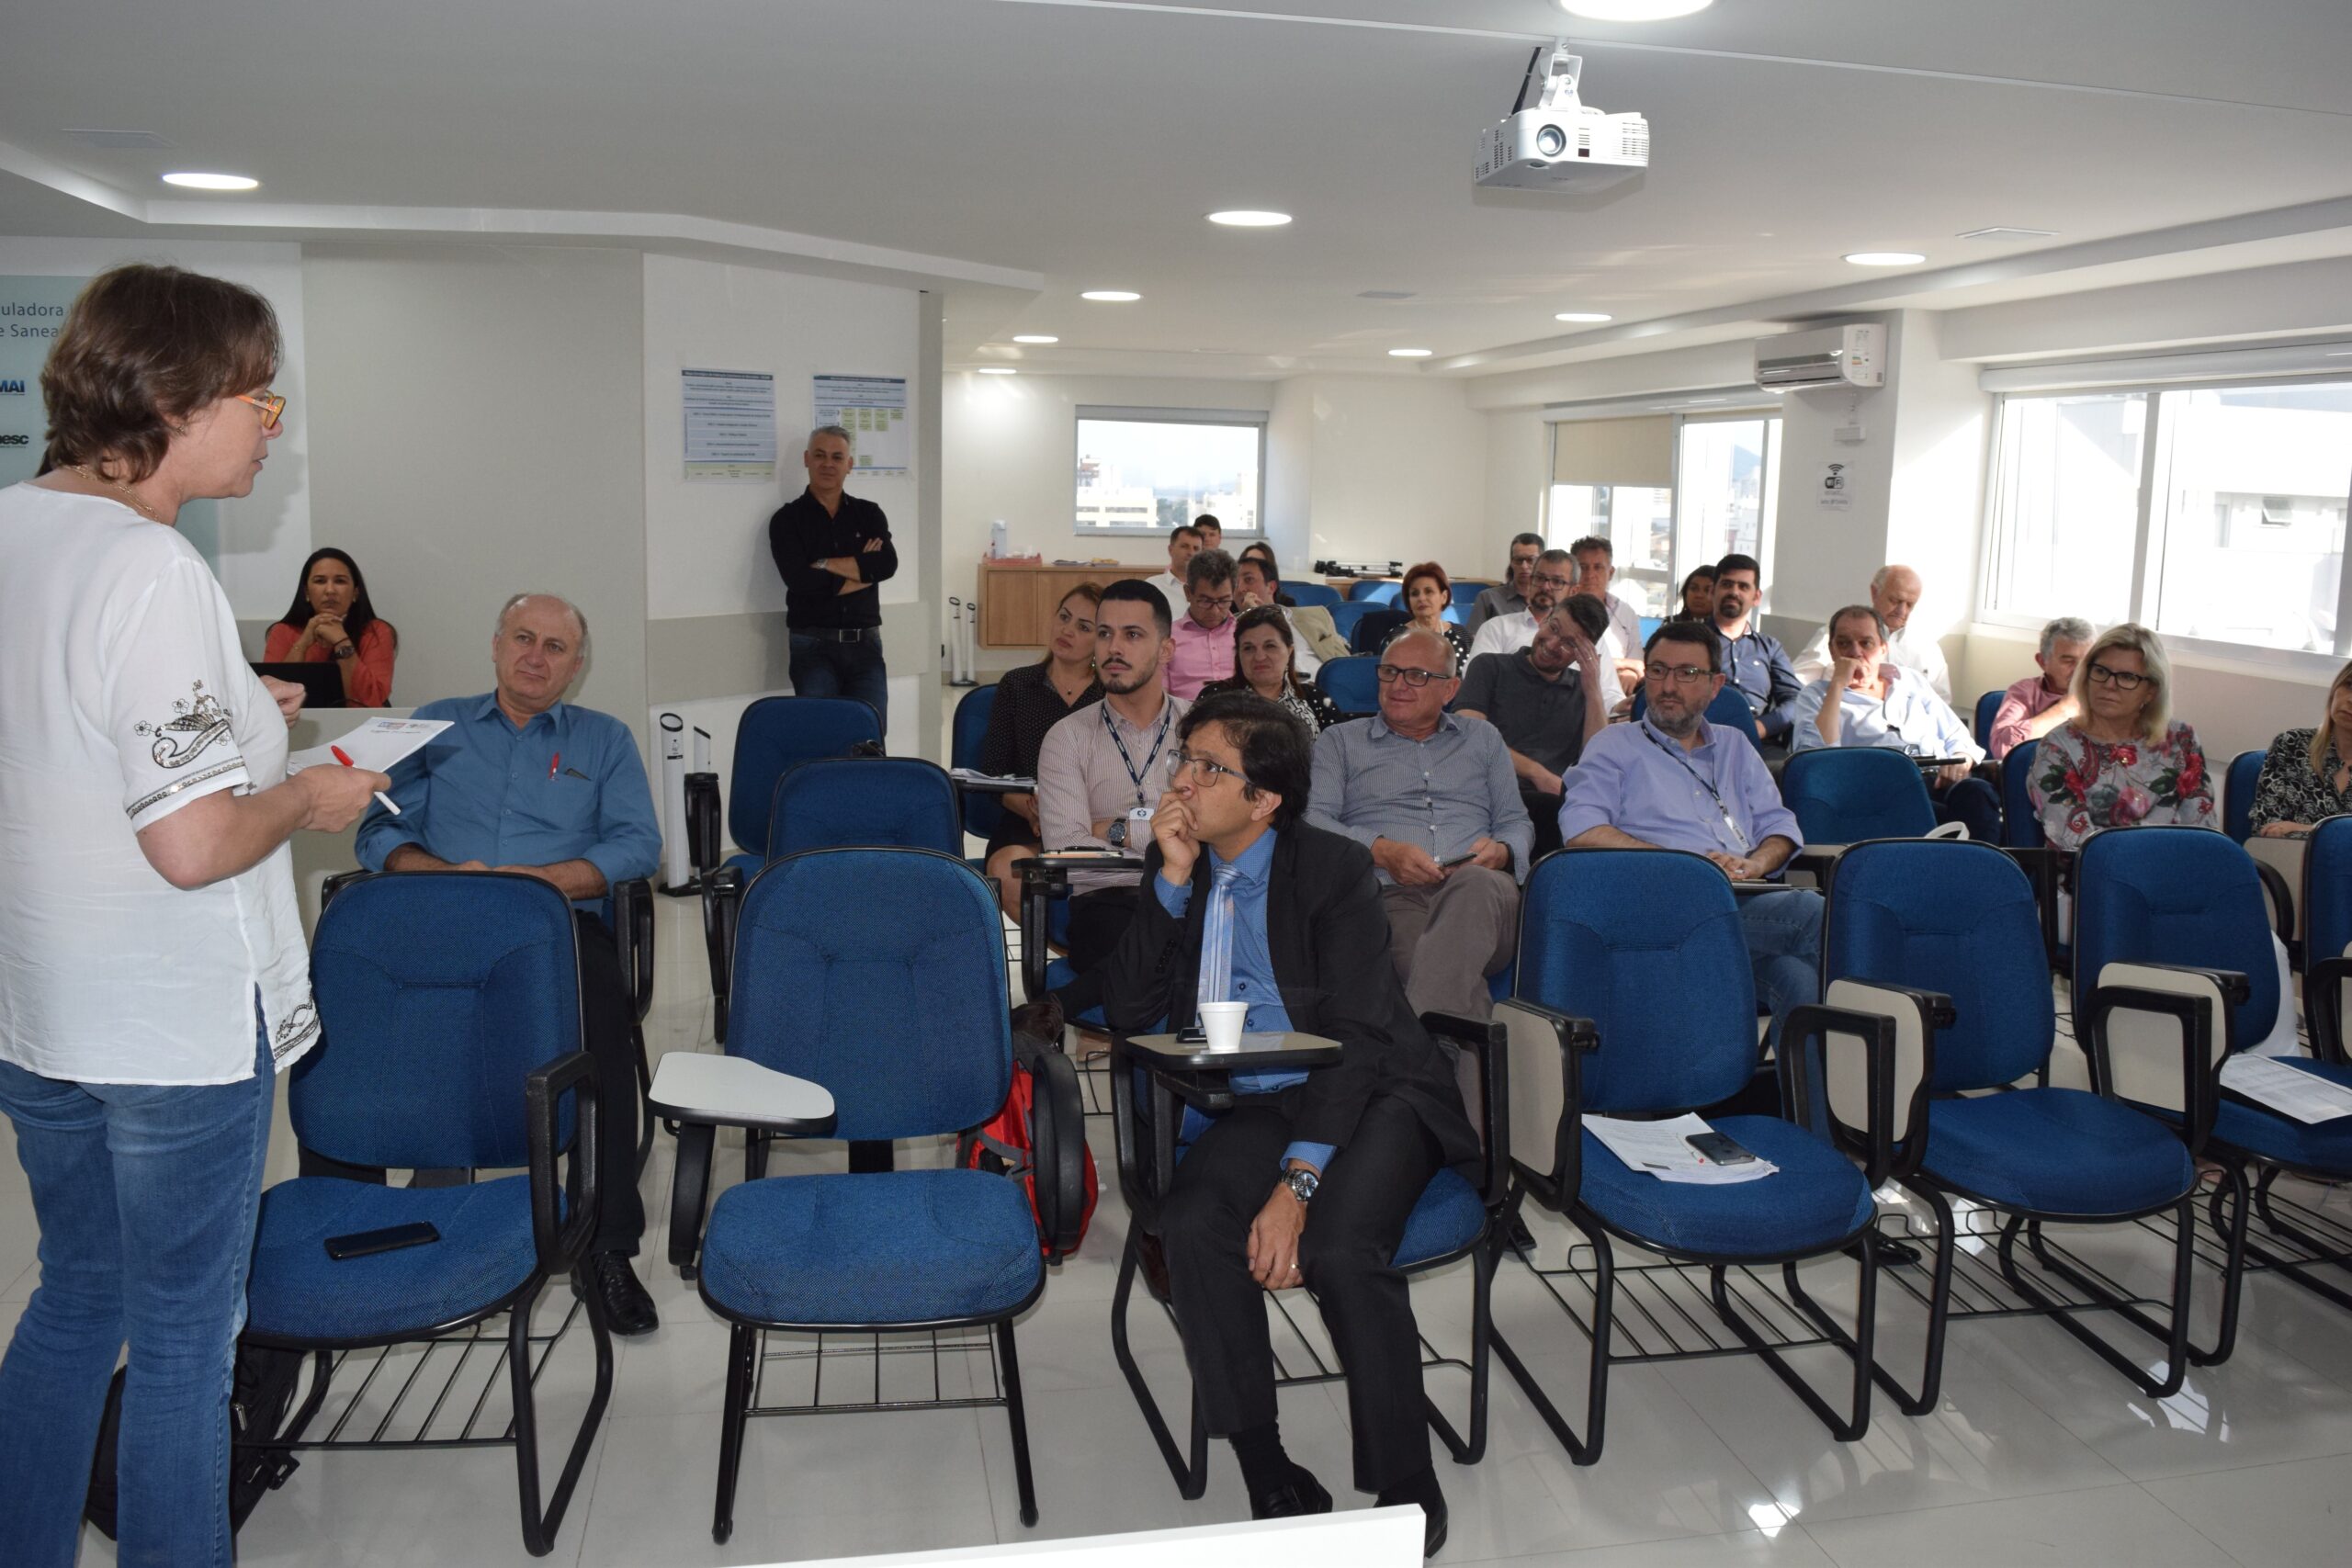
left=0, top=276, right=82, bottom=488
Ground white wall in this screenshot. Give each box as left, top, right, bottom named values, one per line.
left=641, top=253, right=922, bottom=620
left=0, top=236, right=311, bottom=617
left=1274, top=375, right=1489, bottom=570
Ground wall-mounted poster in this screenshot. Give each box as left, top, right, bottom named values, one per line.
left=811, top=373, right=910, bottom=475
left=682, top=367, right=776, bottom=481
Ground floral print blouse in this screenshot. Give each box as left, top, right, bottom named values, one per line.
left=2029, top=719, right=2215, bottom=851
left=2248, top=728, right=2352, bottom=830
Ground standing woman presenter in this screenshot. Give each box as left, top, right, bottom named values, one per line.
left=0, top=264, right=386, bottom=1567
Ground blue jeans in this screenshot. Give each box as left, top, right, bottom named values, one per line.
left=0, top=1025, right=275, bottom=1568
left=787, top=630, right=888, bottom=733
left=1740, top=889, right=1824, bottom=1047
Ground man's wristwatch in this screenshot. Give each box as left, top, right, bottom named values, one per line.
left=1106, top=818, right=1128, bottom=849
left=1278, top=1167, right=1319, bottom=1207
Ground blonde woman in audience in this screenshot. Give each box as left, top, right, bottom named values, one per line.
left=2029, top=623, right=2214, bottom=849
left=2249, top=660, right=2352, bottom=838
left=1399, top=560, right=1469, bottom=674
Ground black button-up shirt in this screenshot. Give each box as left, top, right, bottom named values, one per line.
left=767, top=489, right=897, bottom=629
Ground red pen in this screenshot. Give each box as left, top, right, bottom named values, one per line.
left=330, top=744, right=401, bottom=817
left=548, top=751, right=561, bottom=781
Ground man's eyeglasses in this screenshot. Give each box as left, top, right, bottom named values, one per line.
left=1192, top=595, right=1234, bottom=612
left=1374, top=664, right=1445, bottom=688
left=2085, top=661, right=2149, bottom=692
left=1170, top=751, right=1242, bottom=784
left=1644, top=662, right=1714, bottom=685
left=1532, top=572, right=1576, bottom=592
left=236, top=390, right=287, bottom=430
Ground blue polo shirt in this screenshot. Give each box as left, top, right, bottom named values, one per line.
left=356, top=693, right=662, bottom=905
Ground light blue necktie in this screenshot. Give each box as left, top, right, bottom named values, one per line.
left=1195, top=862, right=1245, bottom=1014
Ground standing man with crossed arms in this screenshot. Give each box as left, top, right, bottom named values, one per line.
left=768, top=423, right=897, bottom=730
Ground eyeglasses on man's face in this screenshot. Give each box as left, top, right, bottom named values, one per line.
left=1170, top=751, right=1242, bottom=785
left=1375, top=663, right=1445, bottom=688
left=236, top=389, right=287, bottom=430
left=1644, top=662, right=1714, bottom=685
left=1532, top=571, right=1576, bottom=592
left=2085, top=661, right=2149, bottom=692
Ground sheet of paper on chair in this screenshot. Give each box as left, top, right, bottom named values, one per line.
left=1582, top=1112, right=1778, bottom=1184
left=2219, top=1055, right=2352, bottom=1123
left=286, top=716, right=453, bottom=776
left=949, top=767, right=1035, bottom=787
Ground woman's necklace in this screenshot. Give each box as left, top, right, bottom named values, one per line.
left=1051, top=662, right=1092, bottom=704
left=68, top=465, right=162, bottom=523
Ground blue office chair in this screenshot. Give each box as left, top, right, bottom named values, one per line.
left=1318, top=655, right=1381, bottom=717
left=2075, top=824, right=2345, bottom=1358
left=770, top=756, right=963, bottom=860
left=2000, top=738, right=2046, bottom=849
left=1781, top=748, right=1938, bottom=847
left=1821, top=836, right=2211, bottom=1409
left=951, top=683, right=1004, bottom=841
left=1973, top=690, right=2005, bottom=751
left=1349, top=608, right=1411, bottom=655
left=1350, top=579, right=1403, bottom=604
left=2223, top=750, right=2266, bottom=844
left=1491, top=848, right=1884, bottom=1462
left=1451, top=580, right=1486, bottom=613
left=677, top=848, right=1079, bottom=1539
left=1325, top=599, right=1377, bottom=641
left=245, top=873, right=611, bottom=1558
left=1109, top=1011, right=1509, bottom=1495
left=1284, top=581, right=1342, bottom=609
left=1637, top=615, right=1662, bottom=646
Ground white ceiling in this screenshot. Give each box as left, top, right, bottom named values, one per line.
left=3, top=0, right=2349, bottom=378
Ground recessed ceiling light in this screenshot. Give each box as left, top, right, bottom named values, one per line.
left=1080, top=290, right=1141, bottom=302
left=1011, top=334, right=1058, bottom=344
left=1388, top=348, right=1433, bottom=358
left=1555, top=311, right=1613, bottom=323
left=1560, top=0, right=1713, bottom=19
left=1207, top=209, right=1292, bottom=228
left=161, top=171, right=259, bottom=191
left=1844, top=251, right=1927, bottom=266
left=977, top=367, right=1018, bottom=376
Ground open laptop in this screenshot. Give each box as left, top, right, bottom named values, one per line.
left=251, top=661, right=345, bottom=709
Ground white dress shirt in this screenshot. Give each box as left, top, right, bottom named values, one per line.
left=0, top=486, right=317, bottom=1084
left=1793, top=620, right=1951, bottom=703
left=1464, top=610, right=1625, bottom=710
left=1788, top=666, right=1984, bottom=764
left=1141, top=571, right=1187, bottom=617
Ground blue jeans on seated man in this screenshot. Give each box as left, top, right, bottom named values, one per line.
left=1740, top=888, right=1823, bottom=1048
left=0, top=1023, right=275, bottom=1568
left=787, top=629, right=888, bottom=733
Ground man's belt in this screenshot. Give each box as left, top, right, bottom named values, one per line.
left=798, top=626, right=876, bottom=642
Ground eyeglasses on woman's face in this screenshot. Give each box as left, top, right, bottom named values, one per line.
left=235, top=390, right=287, bottom=430
left=2085, top=661, right=2149, bottom=692
left=1170, top=751, right=1243, bottom=785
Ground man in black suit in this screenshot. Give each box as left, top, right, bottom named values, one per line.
left=1098, top=691, right=1477, bottom=1557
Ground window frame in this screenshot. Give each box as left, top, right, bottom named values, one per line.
left=1070, top=404, right=1268, bottom=539
left=1542, top=406, right=1782, bottom=617
left=1975, top=373, right=2352, bottom=677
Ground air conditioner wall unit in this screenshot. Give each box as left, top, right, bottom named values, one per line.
left=1755, top=323, right=1885, bottom=389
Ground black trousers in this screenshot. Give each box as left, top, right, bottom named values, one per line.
left=1158, top=1094, right=1443, bottom=1493
left=1519, top=784, right=1565, bottom=861
left=1048, top=882, right=1141, bottom=1019
left=300, top=910, right=645, bottom=1257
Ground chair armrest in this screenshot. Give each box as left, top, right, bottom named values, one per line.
left=1788, top=980, right=1948, bottom=1188
left=2000, top=845, right=2075, bottom=969
left=1013, top=854, right=1114, bottom=1003
left=1785, top=847, right=1841, bottom=888
left=646, top=1054, right=837, bottom=1137
left=684, top=772, right=722, bottom=879
left=1422, top=1012, right=1509, bottom=1205
left=2081, top=961, right=2235, bottom=1156
left=2249, top=855, right=2296, bottom=947
left=526, top=1050, right=599, bottom=1276
left=1493, top=998, right=1597, bottom=1213
left=611, top=876, right=656, bottom=1024
left=699, top=865, right=743, bottom=1043
left=1013, top=1036, right=1089, bottom=1259
left=2309, top=954, right=2352, bottom=1066
left=320, top=868, right=372, bottom=912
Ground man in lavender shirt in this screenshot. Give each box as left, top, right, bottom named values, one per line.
left=1556, top=621, right=1823, bottom=1043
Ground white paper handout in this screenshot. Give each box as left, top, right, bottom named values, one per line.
left=948, top=768, right=1035, bottom=787
left=1583, top=1112, right=1780, bottom=1185
left=286, top=716, right=453, bottom=776
left=2219, top=1055, right=2352, bottom=1125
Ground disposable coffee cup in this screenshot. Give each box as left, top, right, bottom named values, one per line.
left=1198, top=1001, right=1248, bottom=1054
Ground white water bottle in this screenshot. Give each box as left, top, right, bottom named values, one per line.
left=989, top=519, right=1009, bottom=558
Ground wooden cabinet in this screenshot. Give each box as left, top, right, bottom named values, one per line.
left=977, top=559, right=1158, bottom=648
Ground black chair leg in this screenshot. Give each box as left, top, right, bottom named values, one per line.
left=713, top=1324, right=755, bottom=1544
left=2194, top=1161, right=2251, bottom=1366
left=1717, top=1236, right=1877, bottom=1442
left=2245, top=1162, right=2352, bottom=1314
left=1491, top=1202, right=1612, bottom=1465
left=1426, top=1218, right=1501, bottom=1466
left=997, top=1319, right=1040, bottom=1527
left=631, top=1022, right=656, bottom=1179
left=2005, top=1199, right=2196, bottom=1399
left=1109, top=1229, right=1211, bottom=1499
left=512, top=1274, right=614, bottom=1558
left=1863, top=1179, right=1955, bottom=1416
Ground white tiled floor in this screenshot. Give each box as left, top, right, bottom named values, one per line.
left=6, top=814, right=2352, bottom=1562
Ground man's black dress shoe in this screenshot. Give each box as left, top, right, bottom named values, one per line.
left=1376, top=1472, right=1449, bottom=1557
left=582, top=1250, right=660, bottom=1337
left=1249, top=1465, right=1332, bottom=1521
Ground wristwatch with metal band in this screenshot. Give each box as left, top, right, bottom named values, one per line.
left=1279, top=1166, right=1319, bottom=1206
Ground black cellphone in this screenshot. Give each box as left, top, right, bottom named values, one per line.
left=1175, top=1027, right=1209, bottom=1044
left=1684, top=1132, right=1757, bottom=1167
left=324, top=1221, right=442, bottom=1260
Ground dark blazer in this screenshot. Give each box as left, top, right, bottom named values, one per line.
left=1098, top=818, right=1480, bottom=1172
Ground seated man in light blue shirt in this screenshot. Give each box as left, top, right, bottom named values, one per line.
left=1789, top=604, right=2002, bottom=841
left=1556, top=621, right=1822, bottom=1045
left=354, top=592, right=663, bottom=1335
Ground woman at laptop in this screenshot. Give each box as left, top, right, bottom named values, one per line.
left=264, top=547, right=399, bottom=705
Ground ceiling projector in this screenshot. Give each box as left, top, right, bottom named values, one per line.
left=1476, top=42, right=1648, bottom=191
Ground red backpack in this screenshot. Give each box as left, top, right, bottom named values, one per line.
left=962, top=1038, right=1095, bottom=1258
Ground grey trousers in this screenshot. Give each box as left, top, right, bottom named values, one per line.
left=1381, top=867, right=1520, bottom=1021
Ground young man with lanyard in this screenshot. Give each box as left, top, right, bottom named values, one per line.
left=1555, top=621, right=1823, bottom=1047
left=1034, top=579, right=1189, bottom=1018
